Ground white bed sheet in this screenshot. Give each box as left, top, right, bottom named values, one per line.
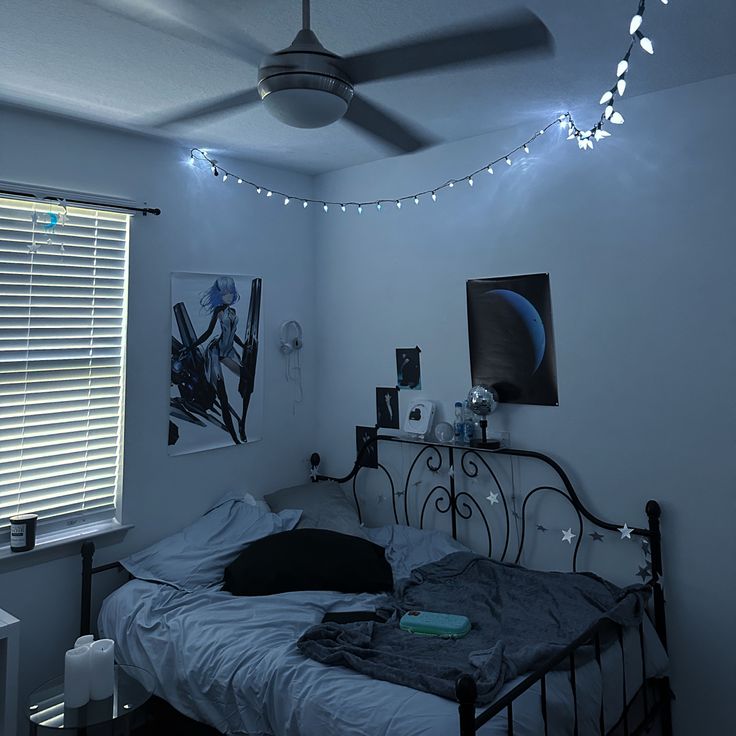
left=99, top=577, right=668, bottom=736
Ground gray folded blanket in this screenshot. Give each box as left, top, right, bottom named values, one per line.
left=297, top=551, right=647, bottom=704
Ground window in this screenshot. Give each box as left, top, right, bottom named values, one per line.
left=0, top=196, right=129, bottom=543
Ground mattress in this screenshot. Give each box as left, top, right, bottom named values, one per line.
left=99, top=572, right=668, bottom=735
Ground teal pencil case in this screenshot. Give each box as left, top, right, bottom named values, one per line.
left=399, top=610, right=471, bottom=639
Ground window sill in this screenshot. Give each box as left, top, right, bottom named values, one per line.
left=0, top=520, right=133, bottom=566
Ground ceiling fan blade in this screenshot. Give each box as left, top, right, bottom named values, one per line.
left=81, top=0, right=269, bottom=67
left=343, top=95, right=435, bottom=154
left=144, top=89, right=261, bottom=128
left=343, top=10, right=553, bottom=84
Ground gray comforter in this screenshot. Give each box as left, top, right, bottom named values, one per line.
left=298, top=552, right=648, bottom=705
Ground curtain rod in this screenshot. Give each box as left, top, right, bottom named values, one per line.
left=0, top=187, right=161, bottom=216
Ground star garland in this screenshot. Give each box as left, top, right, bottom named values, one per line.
left=188, top=0, right=667, bottom=214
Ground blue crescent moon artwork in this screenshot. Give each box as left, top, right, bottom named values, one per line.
left=487, top=289, right=546, bottom=372
left=42, top=213, right=59, bottom=230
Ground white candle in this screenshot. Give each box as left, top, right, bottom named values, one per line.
left=64, top=645, right=91, bottom=708
left=74, top=635, right=94, bottom=648
left=88, top=639, right=115, bottom=700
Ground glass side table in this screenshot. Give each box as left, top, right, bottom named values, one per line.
left=27, top=664, right=155, bottom=735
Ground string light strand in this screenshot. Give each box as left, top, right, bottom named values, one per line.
left=189, top=0, right=664, bottom=213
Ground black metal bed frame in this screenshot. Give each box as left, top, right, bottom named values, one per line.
left=78, top=435, right=673, bottom=736
left=310, top=434, right=673, bottom=736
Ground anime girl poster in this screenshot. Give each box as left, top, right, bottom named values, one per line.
left=169, top=272, right=263, bottom=455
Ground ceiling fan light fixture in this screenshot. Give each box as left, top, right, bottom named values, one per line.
left=259, top=75, right=353, bottom=128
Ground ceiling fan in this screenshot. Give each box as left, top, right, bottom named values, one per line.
left=88, top=0, right=554, bottom=153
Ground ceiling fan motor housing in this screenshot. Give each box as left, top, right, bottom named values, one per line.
left=258, top=29, right=354, bottom=128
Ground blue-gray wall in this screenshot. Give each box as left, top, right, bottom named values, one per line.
left=0, top=106, right=318, bottom=723
left=313, top=74, right=736, bottom=734
left=1, top=72, right=734, bottom=735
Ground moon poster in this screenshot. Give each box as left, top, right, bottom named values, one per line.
left=466, top=273, right=558, bottom=406
left=169, top=272, right=264, bottom=455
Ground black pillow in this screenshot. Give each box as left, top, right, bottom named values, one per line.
left=222, top=528, right=393, bottom=596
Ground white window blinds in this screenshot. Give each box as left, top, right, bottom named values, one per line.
left=0, top=196, right=129, bottom=540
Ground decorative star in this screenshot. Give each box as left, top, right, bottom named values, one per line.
left=486, top=491, right=499, bottom=505
left=561, top=528, right=576, bottom=544
left=589, top=532, right=604, bottom=542
left=636, top=565, right=650, bottom=582
left=536, top=524, right=547, bottom=533
left=618, top=523, right=633, bottom=540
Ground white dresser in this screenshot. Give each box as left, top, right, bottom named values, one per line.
left=0, top=608, right=20, bottom=736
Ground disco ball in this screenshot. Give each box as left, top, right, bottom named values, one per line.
left=467, top=385, right=499, bottom=417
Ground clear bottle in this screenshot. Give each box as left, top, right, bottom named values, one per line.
left=463, top=401, right=475, bottom=444
left=453, top=402, right=464, bottom=442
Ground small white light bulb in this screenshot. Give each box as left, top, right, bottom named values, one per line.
left=639, top=35, right=654, bottom=54
left=256, top=187, right=261, bottom=194
left=505, top=157, right=512, bottom=166
left=448, top=181, right=454, bottom=188
left=396, top=200, right=402, bottom=208
left=604, top=105, right=614, bottom=120
left=617, top=59, right=629, bottom=77
left=617, top=79, right=627, bottom=96
left=629, top=14, right=642, bottom=35
left=431, top=192, right=437, bottom=202
left=323, top=203, right=328, bottom=212
left=414, top=196, right=419, bottom=205
left=594, top=129, right=611, bottom=141
left=539, top=129, right=545, bottom=135
left=487, top=166, right=494, bottom=175
left=283, top=197, right=289, bottom=205
left=222, top=173, right=228, bottom=182
left=303, top=201, right=308, bottom=208
left=468, top=177, right=474, bottom=187
left=187, top=155, right=195, bottom=166
left=523, top=145, right=530, bottom=154
left=266, top=190, right=272, bottom=197
left=610, top=111, right=625, bottom=125
left=376, top=203, right=382, bottom=211
left=341, top=205, right=346, bottom=212
left=559, top=114, right=566, bottom=121
left=357, top=205, right=363, bottom=214
left=600, top=90, right=614, bottom=105
left=237, top=178, right=243, bottom=184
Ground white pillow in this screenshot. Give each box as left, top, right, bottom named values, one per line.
left=121, top=493, right=301, bottom=591
left=363, top=524, right=470, bottom=581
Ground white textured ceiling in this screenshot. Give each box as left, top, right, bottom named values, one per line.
left=1, top=0, right=735, bottom=174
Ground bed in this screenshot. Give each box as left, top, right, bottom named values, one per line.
left=81, top=437, right=673, bottom=735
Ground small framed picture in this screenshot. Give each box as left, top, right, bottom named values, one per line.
left=396, top=347, right=421, bottom=390
left=375, top=387, right=400, bottom=429
left=355, top=426, right=378, bottom=469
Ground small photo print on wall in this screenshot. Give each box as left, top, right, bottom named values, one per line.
left=356, top=426, right=378, bottom=469
left=396, top=347, right=421, bottom=390
left=467, top=273, right=558, bottom=406
left=169, top=272, right=263, bottom=455
left=376, top=387, right=400, bottom=429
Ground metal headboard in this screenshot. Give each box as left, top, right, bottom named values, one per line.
left=310, top=434, right=668, bottom=651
